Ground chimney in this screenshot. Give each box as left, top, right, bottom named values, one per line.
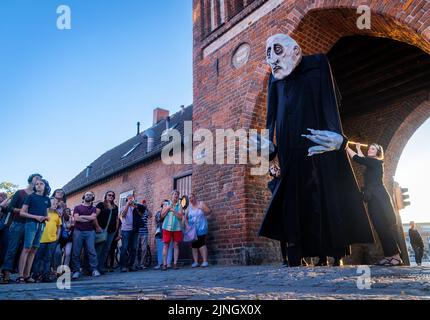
left=165, top=116, right=171, bottom=130
left=153, top=108, right=170, bottom=125
left=145, top=129, right=155, bottom=153
left=136, top=122, right=141, bottom=136
left=85, top=165, right=92, bottom=178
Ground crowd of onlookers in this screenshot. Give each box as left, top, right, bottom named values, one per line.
left=0, top=173, right=211, bottom=284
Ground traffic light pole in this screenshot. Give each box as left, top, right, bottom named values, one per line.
left=392, top=181, right=410, bottom=266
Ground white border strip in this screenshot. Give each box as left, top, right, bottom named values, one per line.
left=203, top=0, right=284, bottom=58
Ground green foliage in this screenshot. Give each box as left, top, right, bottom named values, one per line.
left=0, top=181, right=19, bottom=198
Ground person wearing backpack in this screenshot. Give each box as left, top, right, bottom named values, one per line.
left=136, top=200, right=152, bottom=270
left=32, top=197, right=62, bottom=282
left=1, top=174, right=43, bottom=284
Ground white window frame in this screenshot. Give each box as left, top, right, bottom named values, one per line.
left=121, top=143, right=141, bottom=159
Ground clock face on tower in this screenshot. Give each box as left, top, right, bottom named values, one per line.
left=232, top=43, right=251, bottom=69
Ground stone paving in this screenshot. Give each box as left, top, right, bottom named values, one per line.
left=0, top=264, right=429, bottom=300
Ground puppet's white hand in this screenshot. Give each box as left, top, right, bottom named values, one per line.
left=246, top=133, right=277, bottom=160
left=302, top=129, right=344, bottom=156
left=307, top=145, right=333, bottom=156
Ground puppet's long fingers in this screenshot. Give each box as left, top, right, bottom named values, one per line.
left=302, top=134, right=333, bottom=148
left=307, top=145, right=331, bottom=156
left=302, top=134, right=324, bottom=145
left=307, top=128, right=326, bottom=136
left=313, top=134, right=335, bottom=147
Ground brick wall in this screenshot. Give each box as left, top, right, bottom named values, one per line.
left=193, top=0, right=430, bottom=264
left=67, top=158, right=193, bottom=262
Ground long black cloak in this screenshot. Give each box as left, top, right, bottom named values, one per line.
left=259, top=54, right=375, bottom=257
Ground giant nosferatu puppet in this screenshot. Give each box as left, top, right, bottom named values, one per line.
left=259, top=34, right=375, bottom=266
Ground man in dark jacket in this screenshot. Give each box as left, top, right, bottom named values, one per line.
left=259, top=34, right=375, bottom=266
left=409, top=221, right=425, bottom=266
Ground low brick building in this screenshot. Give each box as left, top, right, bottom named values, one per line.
left=63, top=106, right=194, bottom=261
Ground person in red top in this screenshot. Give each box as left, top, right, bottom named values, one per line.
left=71, top=191, right=100, bottom=279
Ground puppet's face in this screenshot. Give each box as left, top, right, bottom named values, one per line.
left=266, top=34, right=302, bottom=80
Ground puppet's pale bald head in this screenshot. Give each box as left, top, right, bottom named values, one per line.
left=266, top=34, right=302, bottom=80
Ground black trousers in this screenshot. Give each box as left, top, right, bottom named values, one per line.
left=412, top=246, right=424, bottom=265
left=367, top=195, right=400, bottom=257
left=280, top=240, right=287, bottom=262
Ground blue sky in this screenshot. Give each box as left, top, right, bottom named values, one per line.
left=0, top=0, right=192, bottom=190
left=1, top=1, right=429, bottom=223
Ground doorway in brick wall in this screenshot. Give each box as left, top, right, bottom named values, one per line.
left=174, top=173, right=193, bottom=264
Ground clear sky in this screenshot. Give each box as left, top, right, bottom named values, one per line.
left=395, top=118, right=430, bottom=223
left=1, top=1, right=429, bottom=223
left=0, top=0, right=192, bottom=190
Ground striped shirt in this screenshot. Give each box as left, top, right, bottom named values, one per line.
left=138, top=210, right=149, bottom=236
left=162, top=202, right=182, bottom=232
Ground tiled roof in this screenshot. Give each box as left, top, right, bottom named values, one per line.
left=63, top=105, right=192, bottom=195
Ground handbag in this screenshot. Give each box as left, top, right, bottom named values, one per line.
left=95, top=208, right=113, bottom=244
left=183, top=224, right=197, bottom=242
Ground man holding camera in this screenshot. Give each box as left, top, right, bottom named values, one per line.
left=119, top=195, right=140, bottom=272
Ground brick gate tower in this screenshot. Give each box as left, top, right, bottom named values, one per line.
left=192, top=0, right=430, bottom=265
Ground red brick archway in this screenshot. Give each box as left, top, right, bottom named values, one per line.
left=385, top=100, right=430, bottom=181
left=241, top=3, right=430, bottom=264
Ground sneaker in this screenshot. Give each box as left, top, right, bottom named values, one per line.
left=191, top=262, right=199, bottom=268
left=72, top=272, right=80, bottom=280
left=153, top=265, right=161, bottom=270
left=92, top=270, right=101, bottom=277
left=121, top=267, right=128, bottom=273
left=200, top=262, right=209, bottom=268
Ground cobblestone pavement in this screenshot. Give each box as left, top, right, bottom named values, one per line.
left=0, top=265, right=429, bottom=300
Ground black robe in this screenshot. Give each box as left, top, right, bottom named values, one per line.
left=259, top=54, right=375, bottom=258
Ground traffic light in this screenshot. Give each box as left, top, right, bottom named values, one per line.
left=400, top=187, right=411, bottom=208
left=393, top=182, right=411, bottom=210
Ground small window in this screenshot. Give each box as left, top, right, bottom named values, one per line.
left=174, top=174, right=192, bottom=198
left=227, top=0, right=244, bottom=20
left=121, top=143, right=141, bottom=159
